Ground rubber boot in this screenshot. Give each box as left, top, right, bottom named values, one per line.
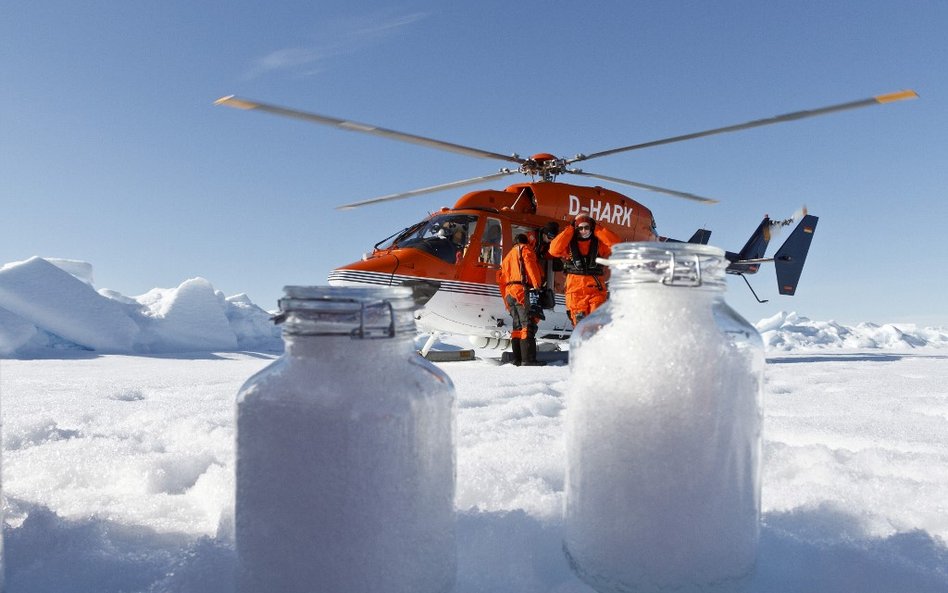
left=520, top=337, right=545, bottom=366
left=510, top=338, right=523, bottom=366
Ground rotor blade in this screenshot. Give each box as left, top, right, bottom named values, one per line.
left=215, top=95, right=524, bottom=164
left=569, top=90, right=919, bottom=164
left=568, top=170, right=719, bottom=204
left=336, top=170, right=517, bottom=210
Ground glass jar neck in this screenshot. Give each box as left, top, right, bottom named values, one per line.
left=283, top=332, right=415, bottom=360
left=604, top=242, right=728, bottom=293
left=276, top=286, right=417, bottom=340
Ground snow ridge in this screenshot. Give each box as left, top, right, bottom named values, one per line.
left=0, top=257, right=280, bottom=357
left=756, top=311, right=948, bottom=351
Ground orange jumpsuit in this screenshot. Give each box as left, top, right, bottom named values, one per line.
left=497, top=243, right=544, bottom=340
left=548, top=224, right=621, bottom=324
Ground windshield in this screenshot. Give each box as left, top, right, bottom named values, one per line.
left=379, top=214, right=479, bottom=264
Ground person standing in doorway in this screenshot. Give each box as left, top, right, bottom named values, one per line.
left=549, top=214, right=621, bottom=325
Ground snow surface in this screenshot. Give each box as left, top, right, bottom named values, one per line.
left=1, top=257, right=948, bottom=592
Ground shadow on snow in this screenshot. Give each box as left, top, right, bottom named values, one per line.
left=4, top=502, right=947, bottom=593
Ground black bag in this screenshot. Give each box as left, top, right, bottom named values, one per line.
left=537, top=288, right=556, bottom=310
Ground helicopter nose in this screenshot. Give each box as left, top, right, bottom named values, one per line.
left=328, top=256, right=442, bottom=306
left=327, top=255, right=396, bottom=285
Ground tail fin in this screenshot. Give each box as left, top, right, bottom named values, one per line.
left=658, top=228, right=712, bottom=244
left=725, top=216, right=772, bottom=274
left=688, top=229, right=712, bottom=244
left=774, top=215, right=819, bottom=295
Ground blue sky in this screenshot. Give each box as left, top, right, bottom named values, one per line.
left=3, top=1, right=947, bottom=326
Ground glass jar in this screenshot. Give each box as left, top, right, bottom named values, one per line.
left=236, top=286, right=456, bottom=593
left=564, top=242, right=764, bottom=593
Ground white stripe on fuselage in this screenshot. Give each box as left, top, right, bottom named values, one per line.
left=327, top=269, right=570, bottom=340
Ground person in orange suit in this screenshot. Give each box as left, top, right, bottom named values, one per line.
left=548, top=214, right=622, bottom=325
left=498, top=233, right=545, bottom=366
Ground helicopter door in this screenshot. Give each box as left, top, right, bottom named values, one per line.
left=477, top=218, right=503, bottom=267
left=453, top=215, right=507, bottom=333
left=456, top=215, right=502, bottom=286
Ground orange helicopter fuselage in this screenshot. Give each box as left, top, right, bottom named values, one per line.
left=328, top=181, right=657, bottom=341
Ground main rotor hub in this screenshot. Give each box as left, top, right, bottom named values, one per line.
left=521, top=152, right=567, bottom=181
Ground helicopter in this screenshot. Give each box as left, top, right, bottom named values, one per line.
left=215, top=90, right=916, bottom=354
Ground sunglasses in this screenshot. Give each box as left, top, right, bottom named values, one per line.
left=576, top=224, right=592, bottom=231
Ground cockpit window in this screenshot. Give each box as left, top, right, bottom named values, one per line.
left=384, top=214, right=478, bottom=264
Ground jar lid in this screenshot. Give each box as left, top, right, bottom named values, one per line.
left=600, top=242, right=727, bottom=288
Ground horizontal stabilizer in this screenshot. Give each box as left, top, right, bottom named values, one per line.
left=774, top=215, right=819, bottom=295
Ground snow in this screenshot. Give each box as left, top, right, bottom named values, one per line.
left=135, top=278, right=239, bottom=353
left=0, top=257, right=140, bottom=353
left=235, top=332, right=455, bottom=593
left=1, top=256, right=948, bottom=592
left=0, top=257, right=281, bottom=357
left=564, top=287, right=763, bottom=591
left=756, top=311, right=948, bottom=351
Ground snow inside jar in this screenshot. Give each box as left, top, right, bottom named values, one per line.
left=235, top=285, right=456, bottom=593
left=564, top=242, right=764, bottom=593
